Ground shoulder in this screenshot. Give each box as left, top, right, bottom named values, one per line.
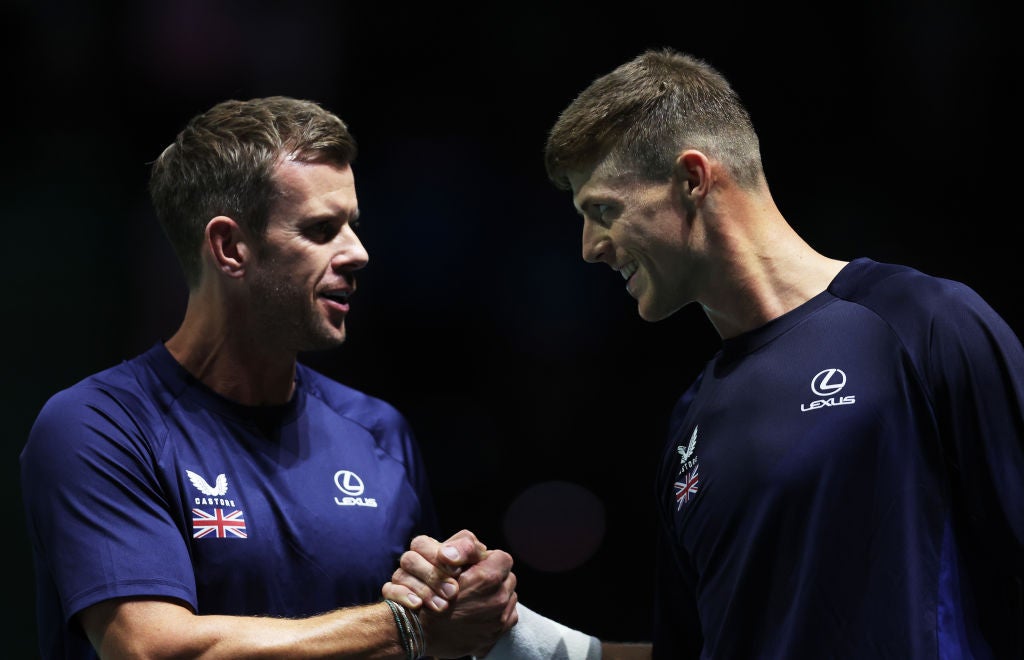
left=33, top=355, right=152, bottom=425
left=26, top=348, right=172, bottom=455
left=828, top=257, right=1004, bottom=333
left=296, top=364, right=412, bottom=436
left=831, top=258, right=976, bottom=308
left=829, top=257, right=1022, bottom=379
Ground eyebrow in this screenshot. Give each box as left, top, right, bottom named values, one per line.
left=304, top=208, right=360, bottom=223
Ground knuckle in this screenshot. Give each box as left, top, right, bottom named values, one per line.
left=474, top=564, right=500, bottom=584
left=455, top=528, right=478, bottom=543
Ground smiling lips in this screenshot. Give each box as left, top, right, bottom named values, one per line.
left=619, top=261, right=638, bottom=283
left=322, top=290, right=350, bottom=303
left=320, top=289, right=352, bottom=311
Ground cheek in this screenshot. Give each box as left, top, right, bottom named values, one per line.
left=272, top=248, right=321, bottom=277
left=638, top=225, right=679, bottom=257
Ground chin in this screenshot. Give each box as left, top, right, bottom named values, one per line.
left=326, top=320, right=349, bottom=343
left=638, top=300, right=686, bottom=323
left=303, top=328, right=348, bottom=352
left=637, top=301, right=666, bottom=323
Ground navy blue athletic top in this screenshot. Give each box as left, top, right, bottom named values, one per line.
left=20, top=343, right=440, bottom=659
left=653, top=258, right=1024, bottom=659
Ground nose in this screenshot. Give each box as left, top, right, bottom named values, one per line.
left=333, top=226, right=369, bottom=271
left=581, top=218, right=608, bottom=264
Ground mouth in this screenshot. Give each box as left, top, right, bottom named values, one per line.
left=618, top=261, right=638, bottom=282
left=321, top=290, right=351, bottom=304
left=319, top=288, right=353, bottom=312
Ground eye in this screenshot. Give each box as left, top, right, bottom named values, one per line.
left=588, top=202, right=616, bottom=225
left=304, top=220, right=339, bottom=243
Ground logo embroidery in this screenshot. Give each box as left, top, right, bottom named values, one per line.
left=192, top=508, right=247, bottom=538
left=186, top=469, right=237, bottom=507
left=673, top=425, right=700, bottom=510
left=187, top=470, right=228, bottom=496
left=186, top=469, right=245, bottom=539
left=678, top=426, right=697, bottom=464
left=801, top=368, right=856, bottom=412
left=674, top=467, right=700, bottom=509
left=334, top=470, right=378, bottom=508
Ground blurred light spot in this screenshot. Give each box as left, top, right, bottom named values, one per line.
left=502, top=480, right=605, bottom=572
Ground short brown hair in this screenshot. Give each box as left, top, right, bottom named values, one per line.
left=544, top=48, right=763, bottom=191
left=149, top=96, right=357, bottom=288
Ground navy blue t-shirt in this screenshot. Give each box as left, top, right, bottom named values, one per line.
left=21, top=343, right=440, bottom=659
left=653, top=258, right=1024, bottom=659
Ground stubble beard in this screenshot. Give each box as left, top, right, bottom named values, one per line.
left=249, top=270, right=346, bottom=354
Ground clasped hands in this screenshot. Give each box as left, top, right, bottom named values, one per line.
left=382, top=529, right=519, bottom=658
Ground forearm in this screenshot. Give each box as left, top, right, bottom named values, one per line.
left=601, top=642, right=653, bottom=660
left=83, top=598, right=412, bottom=659
left=190, top=603, right=407, bottom=659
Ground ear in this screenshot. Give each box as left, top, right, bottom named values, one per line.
left=673, top=150, right=712, bottom=202
left=205, top=216, right=250, bottom=278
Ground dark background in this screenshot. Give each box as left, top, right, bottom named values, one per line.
left=4, top=1, right=1019, bottom=655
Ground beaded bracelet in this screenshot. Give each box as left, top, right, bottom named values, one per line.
left=384, top=599, right=424, bottom=660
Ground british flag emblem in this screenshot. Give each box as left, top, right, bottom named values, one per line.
left=674, top=467, right=699, bottom=510
left=192, top=508, right=248, bottom=539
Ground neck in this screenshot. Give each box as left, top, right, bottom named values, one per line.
left=166, top=294, right=298, bottom=406
left=698, top=188, right=847, bottom=339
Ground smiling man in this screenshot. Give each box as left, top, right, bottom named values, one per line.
left=385, top=48, right=1024, bottom=660
left=543, top=47, right=1024, bottom=659
left=20, top=96, right=517, bottom=659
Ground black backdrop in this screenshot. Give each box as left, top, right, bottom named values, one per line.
left=4, top=1, right=1020, bottom=654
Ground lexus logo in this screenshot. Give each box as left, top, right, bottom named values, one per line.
left=334, top=470, right=365, bottom=496
left=811, top=368, right=847, bottom=396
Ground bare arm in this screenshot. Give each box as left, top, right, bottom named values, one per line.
left=601, top=642, right=653, bottom=660
left=80, top=557, right=516, bottom=660
left=80, top=597, right=407, bottom=659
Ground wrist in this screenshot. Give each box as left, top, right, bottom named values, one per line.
left=480, top=602, right=600, bottom=660
left=383, top=599, right=425, bottom=660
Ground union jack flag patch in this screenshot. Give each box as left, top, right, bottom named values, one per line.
left=192, top=507, right=248, bottom=539
left=674, top=467, right=699, bottom=510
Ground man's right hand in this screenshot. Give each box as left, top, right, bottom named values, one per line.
left=383, top=529, right=519, bottom=658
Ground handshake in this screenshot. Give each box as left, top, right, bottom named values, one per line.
left=381, top=529, right=518, bottom=659
left=380, top=530, right=614, bottom=660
